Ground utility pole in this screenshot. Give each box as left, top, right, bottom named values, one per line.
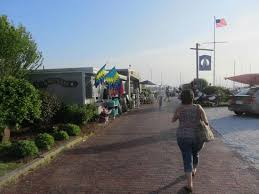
left=180, top=72, right=182, bottom=86
left=147, top=64, right=153, bottom=81
left=214, top=16, right=216, bottom=86
left=160, top=72, right=163, bottom=86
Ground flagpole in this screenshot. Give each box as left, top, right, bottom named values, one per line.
left=213, top=16, right=216, bottom=86
left=98, top=84, right=101, bottom=102
left=233, top=60, right=236, bottom=89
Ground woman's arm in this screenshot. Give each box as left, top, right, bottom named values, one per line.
left=198, top=105, right=209, bottom=125
left=172, top=108, right=180, bottom=122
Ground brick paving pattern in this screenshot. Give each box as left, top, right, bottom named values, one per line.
left=1, top=101, right=259, bottom=194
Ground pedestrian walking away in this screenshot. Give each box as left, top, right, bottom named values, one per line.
left=158, top=95, right=163, bottom=110
left=172, top=89, right=209, bottom=192
left=166, top=86, right=170, bottom=102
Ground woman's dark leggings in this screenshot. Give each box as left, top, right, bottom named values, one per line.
left=177, top=138, right=204, bottom=173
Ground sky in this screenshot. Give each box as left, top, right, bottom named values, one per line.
left=1, top=0, right=259, bottom=87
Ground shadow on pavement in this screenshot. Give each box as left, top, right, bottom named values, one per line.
left=148, top=175, right=186, bottom=194
left=177, top=187, right=191, bottom=194
left=125, top=105, right=163, bottom=116
left=68, top=130, right=176, bottom=155
left=127, top=98, right=180, bottom=115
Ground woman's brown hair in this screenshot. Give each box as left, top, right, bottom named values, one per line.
left=180, top=89, right=194, bottom=105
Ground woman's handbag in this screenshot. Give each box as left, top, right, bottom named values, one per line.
left=194, top=104, right=215, bottom=142
left=196, top=121, right=214, bottom=142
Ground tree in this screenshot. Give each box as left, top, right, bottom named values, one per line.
left=0, top=76, right=41, bottom=143
left=0, top=15, right=43, bottom=78
left=191, top=78, right=209, bottom=90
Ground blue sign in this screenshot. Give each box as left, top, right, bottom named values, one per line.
left=199, top=55, right=211, bottom=71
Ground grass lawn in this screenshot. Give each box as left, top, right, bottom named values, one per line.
left=0, top=162, right=23, bottom=177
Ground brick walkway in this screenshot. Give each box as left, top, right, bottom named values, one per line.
left=1, top=100, right=259, bottom=194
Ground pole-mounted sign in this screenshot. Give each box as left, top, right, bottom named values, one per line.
left=190, top=43, right=213, bottom=79
left=199, top=55, right=211, bottom=71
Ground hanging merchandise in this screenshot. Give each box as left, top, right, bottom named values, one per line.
left=119, top=81, right=124, bottom=95
left=105, top=67, right=121, bottom=90
left=94, top=64, right=106, bottom=87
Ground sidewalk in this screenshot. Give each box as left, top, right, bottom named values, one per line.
left=1, top=102, right=259, bottom=194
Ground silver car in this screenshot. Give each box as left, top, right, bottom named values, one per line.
left=228, top=87, right=259, bottom=115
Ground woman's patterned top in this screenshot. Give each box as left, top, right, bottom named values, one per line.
left=176, top=105, right=201, bottom=139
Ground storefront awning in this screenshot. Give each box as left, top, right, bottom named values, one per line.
left=140, top=80, right=156, bottom=85
left=225, top=74, right=259, bottom=85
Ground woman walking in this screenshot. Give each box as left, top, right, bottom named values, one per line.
left=172, top=89, right=209, bottom=192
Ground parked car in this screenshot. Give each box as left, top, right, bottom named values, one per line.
left=228, top=87, right=259, bottom=115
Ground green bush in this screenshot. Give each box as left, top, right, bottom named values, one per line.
left=55, top=104, right=87, bottom=125
left=0, top=142, right=12, bottom=156
left=85, top=104, right=98, bottom=122
left=39, top=91, right=61, bottom=124
left=191, top=78, right=209, bottom=90
left=55, top=104, right=97, bottom=125
left=203, top=86, right=231, bottom=102
left=202, top=86, right=221, bottom=95
left=61, top=124, right=81, bottom=136
left=0, top=76, right=41, bottom=130
left=35, top=133, right=55, bottom=150
left=53, top=130, right=69, bottom=141
left=11, top=140, right=39, bottom=158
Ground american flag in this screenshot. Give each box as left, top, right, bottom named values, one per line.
left=216, top=18, right=227, bottom=27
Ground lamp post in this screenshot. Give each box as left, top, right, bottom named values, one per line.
left=128, top=64, right=131, bottom=97
left=147, top=64, right=153, bottom=81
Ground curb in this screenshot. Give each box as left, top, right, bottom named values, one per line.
left=0, top=132, right=94, bottom=188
